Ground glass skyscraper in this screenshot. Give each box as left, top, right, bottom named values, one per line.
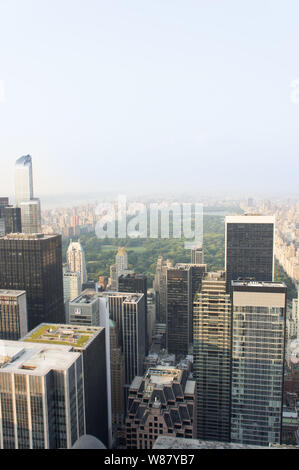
left=225, top=215, right=275, bottom=292
left=231, top=280, right=286, bottom=446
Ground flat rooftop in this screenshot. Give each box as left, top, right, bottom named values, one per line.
left=225, top=214, right=275, bottom=224
left=0, top=340, right=80, bottom=375
left=0, top=289, right=26, bottom=298
left=153, top=436, right=292, bottom=449
left=78, top=290, right=144, bottom=304
left=145, top=366, right=183, bottom=386
left=232, top=280, right=286, bottom=289
left=23, top=323, right=104, bottom=349
left=0, top=233, right=57, bottom=241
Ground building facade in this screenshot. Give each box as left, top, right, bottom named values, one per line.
left=193, top=271, right=232, bottom=442
left=0, top=233, right=65, bottom=331
left=225, top=215, right=275, bottom=292
left=0, top=290, right=28, bottom=340
left=231, top=280, right=286, bottom=446
left=126, top=366, right=197, bottom=450
left=0, top=340, right=85, bottom=449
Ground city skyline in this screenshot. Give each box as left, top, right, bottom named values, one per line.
left=0, top=1, right=299, bottom=197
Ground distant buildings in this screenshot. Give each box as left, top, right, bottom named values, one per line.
left=230, top=280, right=286, bottom=446
left=0, top=233, right=65, bottom=331
left=0, top=290, right=28, bottom=340
left=15, top=155, right=41, bottom=233
left=191, top=247, right=204, bottom=265
left=225, top=215, right=275, bottom=291
left=15, top=155, right=33, bottom=207
left=108, top=247, right=134, bottom=291
left=125, top=365, right=197, bottom=449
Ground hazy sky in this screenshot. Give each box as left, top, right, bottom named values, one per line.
left=0, top=0, right=299, bottom=200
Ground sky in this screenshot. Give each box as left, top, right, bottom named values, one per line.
left=0, top=0, right=299, bottom=201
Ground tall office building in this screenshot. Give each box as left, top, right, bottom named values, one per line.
left=153, top=256, right=172, bottom=323
left=166, top=264, right=206, bottom=356
left=0, top=198, right=9, bottom=207
left=0, top=206, right=22, bottom=236
left=191, top=247, right=204, bottom=264
left=193, top=271, right=232, bottom=442
left=125, top=366, right=197, bottom=450
left=20, top=199, right=41, bottom=233
left=0, top=233, right=65, bottom=330
left=15, top=155, right=33, bottom=207
left=231, top=280, right=286, bottom=446
left=0, top=290, right=28, bottom=340
left=68, top=296, right=112, bottom=446
left=15, top=155, right=41, bottom=233
left=118, top=273, right=148, bottom=354
left=108, top=247, right=134, bottom=291
left=3, top=206, right=22, bottom=234
left=110, top=319, right=125, bottom=431
left=23, top=324, right=108, bottom=447
left=70, top=291, right=146, bottom=397
left=225, top=215, right=275, bottom=292
left=116, top=247, right=128, bottom=273
left=63, top=271, right=81, bottom=321
left=0, top=340, right=85, bottom=449
left=67, top=240, right=88, bottom=287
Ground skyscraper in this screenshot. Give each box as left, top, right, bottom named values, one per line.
left=0, top=206, right=22, bottom=236
left=20, top=199, right=41, bottom=233
left=153, top=256, right=172, bottom=323
left=193, top=271, right=232, bottom=442
left=67, top=240, right=88, bottom=287
left=2, top=206, right=22, bottom=234
left=230, top=280, right=286, bottom=446
left=225, top=215, right=275, bottom=292
left=70, top=290, right=146, bottom=397
left=23, top=324, right=108, bottom=448
left=0, top=233, right=65, bottom=330
left=118, top=273, right=148, bottom=354
left=63, top=271, right=81, bottom=320
left=191, top=247, right=204, bottom=264
left=166, top=264, right=207, bottom=356
left=15, top=155, right=33, bottom=207
left=15, top=155, right=41, bottom=233
left=0, top=340, right=85, bottom=449
left=0, top=290, right=28, bottom=340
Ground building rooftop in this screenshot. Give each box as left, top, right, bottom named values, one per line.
left=232, top=280, right=286, bottom=289
left=22, top=323, right=104, bottom=349
left=145, top=366, right=183, bottom=386
left=225, top=214, right=275, bottom=224
left=0, top=340, right=80, bottom=376
left=79, top=289, right=144, bottom=304
left=0, top=289, right=26, bottom=298
left=0, top=233, right=57, bottom=241
left=153, top=436, right=281, bottom=449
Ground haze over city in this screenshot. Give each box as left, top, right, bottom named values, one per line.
left=0, top=0, right=299, bottom=200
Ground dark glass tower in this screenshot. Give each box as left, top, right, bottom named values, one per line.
left=225, top=215, right=275, bottom=292
left=118, top=273, right=148, bottom=353
left=166, top=263, right=207, bottom=356
left=3, top=206, right=22, bottom=234
left=0, top=233, right=65, bottom=330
